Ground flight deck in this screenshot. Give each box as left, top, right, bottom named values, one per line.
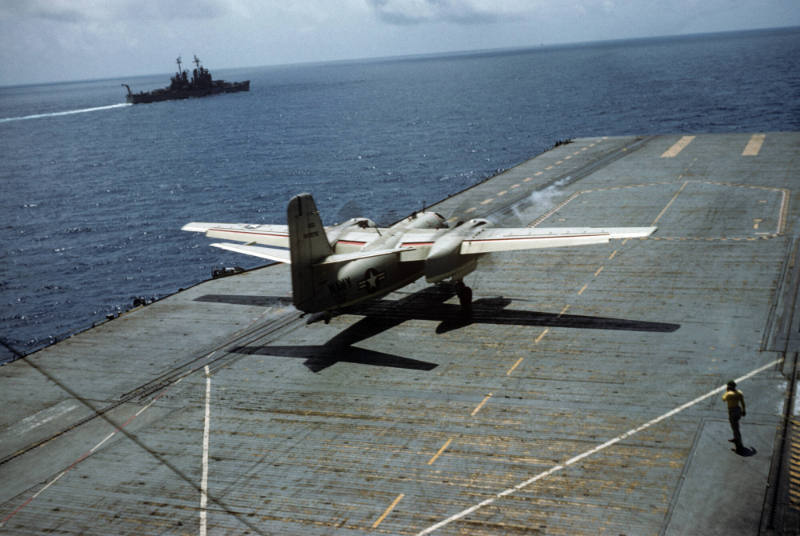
left=1, top=133, right=799, bottom=535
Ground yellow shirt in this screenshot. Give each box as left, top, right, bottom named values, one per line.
left=722, top=389, right=744, bottom=409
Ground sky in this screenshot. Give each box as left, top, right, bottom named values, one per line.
left=0, top=0, right=798, bottom=86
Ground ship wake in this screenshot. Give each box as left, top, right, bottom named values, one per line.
left=0, top=103, right=132, bottom=123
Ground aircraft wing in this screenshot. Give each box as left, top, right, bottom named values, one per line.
left=315, top=248, right=415, bottom=266
left=397, top=228, right=441, bottom=261
left=460, top=226, right=656, bottom=254
left=327, top=230, right=386, bottom=251
left=182, top=223, right=290, bottom=248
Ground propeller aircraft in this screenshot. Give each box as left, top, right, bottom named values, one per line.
left=183, top=193, right=655, bottom=322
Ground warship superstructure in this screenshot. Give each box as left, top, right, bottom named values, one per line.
left=122, top=55, right=249, bottom=104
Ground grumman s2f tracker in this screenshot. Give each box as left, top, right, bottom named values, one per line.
left=183, top=193, right=655, bottom=322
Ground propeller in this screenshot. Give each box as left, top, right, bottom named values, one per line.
left=440, top=196, right=476, bottom=227
left=333, top=199, right=364, bottom=225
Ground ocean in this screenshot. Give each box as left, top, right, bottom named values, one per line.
left=2, top=27, right=799, bottom=363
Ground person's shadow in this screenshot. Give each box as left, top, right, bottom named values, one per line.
left=733, top=446, right=757, bottom=457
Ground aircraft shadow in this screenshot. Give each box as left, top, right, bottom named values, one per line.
left=221, top=284, right=679, bottom=372
left=352, top=288, right=681, bottom=335
left=195, top=294, right=293, bottom=307
left=232, top=344, right=437, bottom=373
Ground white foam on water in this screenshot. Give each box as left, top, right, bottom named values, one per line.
left=0, top=102, right=132, bottom=123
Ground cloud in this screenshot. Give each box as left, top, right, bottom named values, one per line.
left=367, top=0, right=530, bottom=25
left=116, top=0, right=230, bottom=21
left=0, top=0, right=88, bottom=22
left=0, top=0, right=229, bottom=23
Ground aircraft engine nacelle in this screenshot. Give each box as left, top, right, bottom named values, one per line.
left=404, top=211, right=449, bottom=230
left=424, top=219, right=488, bottom=283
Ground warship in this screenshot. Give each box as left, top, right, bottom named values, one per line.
left=122, top=55, right=249, bottom=104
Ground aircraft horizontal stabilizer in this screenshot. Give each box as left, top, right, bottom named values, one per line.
left=183, top=222, right=290, bottom=248
left=210, top=242, right=291, bottom=263
left=314, top=247, right=415, bottom=266
left=182, top=222, right=220, bottom=232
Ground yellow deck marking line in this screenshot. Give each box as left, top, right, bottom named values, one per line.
left=535, top=328, right=549, bottom=343
left=608, top=250, right=618, bottom=260
left=416, top=357, right=782, bottom=536
left=578, top=283, right=589, bottom=295
left=373, top=493, right=405, bottom=528
left=464, top=207, right=476, bottom=214
left=480, top=198, right=493, bottom=205
left=497, top=190, right=508, bottom=196
left=428, top=438, right=454, bottom=465
left=471, top=394, right=493, bottom=416
left=777, top=190, right=788, bottom=235
left=661, top=136, right=695, bottom=158
left=200, top=365, right=212, bottom=536
left=506, top=357, right=524, bottom=375
left=742, top=133, right=765, bottom=156
left=510, top=184, right=520, bottom=189
left=558, top=304, right=570, bottom=317
left=753, top=219, right=762, bottom=230
left=555, top=160, right=563, bottom=165
left=565, top=155, right=572, bottom=160
left=652, top=180, right=689, bottom=225
left=594, top=266, right=604, bottom=277
left=545, top=165, right=554, bottom=170
left=535, top=171, right=544, bottom=176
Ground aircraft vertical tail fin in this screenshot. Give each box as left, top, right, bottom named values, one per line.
left=288, top=193, right=333, bottom=312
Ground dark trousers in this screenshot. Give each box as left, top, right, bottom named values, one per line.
left=728, top=407, right=743, bottom=450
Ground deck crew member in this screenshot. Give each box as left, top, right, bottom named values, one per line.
left=722, top=380, right=746, bottom=453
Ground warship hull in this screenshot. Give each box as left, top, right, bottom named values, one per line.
left=125, top=80, right=250, bottom=104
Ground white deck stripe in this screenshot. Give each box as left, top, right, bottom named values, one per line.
left=200, top=365, right=212, bottom=536
left=31, top=471, right=67, bottom=499
left=416, top=357, right=782, bottom=535
left=90, top=432, right=116, bottom=453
